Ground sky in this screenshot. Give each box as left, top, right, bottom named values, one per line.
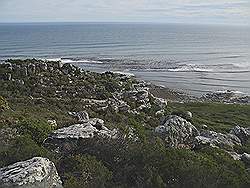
left=0, top=0, right=249, bottom=25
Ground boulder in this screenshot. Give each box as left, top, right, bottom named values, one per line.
left=155, top=115, right=199, bottom=148
left=47, top=121, right=116, bottom=140
left=195, top=130, right=242, bottom=151
left=0, top=157, right=63, bottom=188
left=44, top=118, right=117, bottom=153
left=186, top=111, right=192, bottom=119
left=241, top=153, right=250, bottom=165
left=229, top=126, right=250, bottom=144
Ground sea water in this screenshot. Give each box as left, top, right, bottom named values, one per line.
left=0, top=22, right=249, bottom=95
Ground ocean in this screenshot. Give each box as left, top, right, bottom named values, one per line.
left=0, top=22, right=249, bottom=96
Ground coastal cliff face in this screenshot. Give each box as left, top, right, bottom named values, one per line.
left=0, top=59, right=250, bottom=188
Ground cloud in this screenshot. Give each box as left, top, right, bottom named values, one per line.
left=0, top=0, right=249, bottom=25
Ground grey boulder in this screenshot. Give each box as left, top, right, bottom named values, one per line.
left=195, top=130, right=242, bottom=151
left=229, top=126, right=250, bottom=144
left=0, top=157, right=62, bottom=188
left=44, top=118, right=117, bottom=153
left=155, top=115, right=199, bottom=148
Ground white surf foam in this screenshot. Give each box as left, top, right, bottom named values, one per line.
left=167, top=64, right=213, bottom=72
left=43, top=58, right=104, bottom=64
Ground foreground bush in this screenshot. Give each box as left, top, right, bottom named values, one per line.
left=57, top=155, right=112, bottom=188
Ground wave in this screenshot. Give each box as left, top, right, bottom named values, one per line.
left=167, top=64, right=213, bottom=72
left=110, top=71, right=135, bottom=77
left=213, top=90, right=245, bottom=95
left=43, top=57, right=104, bottom=64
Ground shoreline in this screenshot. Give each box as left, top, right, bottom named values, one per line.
left=1, top=58, right=250, bottom=187
left=0, top=58, right=249, bottom=104
left=1, top=56, right=250, bottom=98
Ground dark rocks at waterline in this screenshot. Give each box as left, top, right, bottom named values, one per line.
left=201, top=90, right=250, bottom=104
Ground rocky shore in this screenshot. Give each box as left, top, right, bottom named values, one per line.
left=0, top=59, right=250, bottom=188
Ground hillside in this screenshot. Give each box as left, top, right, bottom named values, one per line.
left=0, top=59, right=249, bottom=188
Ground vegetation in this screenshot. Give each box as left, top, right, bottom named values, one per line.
left=0, top=59, right=249, bottom=188
left=167, top=102, right=250, bottom=133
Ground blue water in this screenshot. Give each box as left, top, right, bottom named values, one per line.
left=0, top=23, right=250, bottom=95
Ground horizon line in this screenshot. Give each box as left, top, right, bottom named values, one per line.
left=0, top=21, right=248, bottom=27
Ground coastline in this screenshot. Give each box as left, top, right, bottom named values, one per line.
left=1, top=58, right=250, bottom=187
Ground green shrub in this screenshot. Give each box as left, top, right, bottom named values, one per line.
left=0, top=135, right=49, bottom=167
left=58, top=155, right=112, bottom=188
left=0, top=96, right=10, bottom=112
left=15, top=118, right=53, bottom=144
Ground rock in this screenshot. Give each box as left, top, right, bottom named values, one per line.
left=241, top=153, right=250, bottom=165
left=228, top=152, right=242, bottom=161
left=155, top=109, right=165, bottom=116
left=68, top=111, right=89, bottom=122
left=44, top=118, right=117, bottom=153
left=200, top=124, right=208, bottom=129
left=88, top=118, right=104, bottom=130
left=39, top=62, right=48, bottom=72
left=137, top=103, right=151, bottom=111
left=230, top=126, right=250, bottom=144
left=47, top=121, right=115, bottom=140
left=48, top=120, right=58, bottom=128
left=123, top=90, right=149, bottom=104
left=195, top=130, right=242, bottom=151
left=155, top=115, right=199, bottom=148
left=61, top=63, right=76, bottom=75
left=202, top=90, right=250, bottom=104
left=194, top=136, right=212, bottom=149
left=118, top=102, right=130, bottom=112
left=152, top=96, right=168, bottom=109
left=1, top=73, right=12, bottom=81
left=0, top=157, right=63, bottom=188
left=108, top=97, right=130, bottom=113
left=28, top=63, right=36, bottom=75
left=16, top=80, right=24, bottom=85
left=186, top=111, right=192, bottom=119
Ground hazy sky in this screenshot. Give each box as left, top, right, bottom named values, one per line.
left=0, top=0, right=249, bottom=25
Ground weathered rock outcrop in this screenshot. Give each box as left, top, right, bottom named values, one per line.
left=229, top=126, right=250, bottom=144
left=155, top=115, right=199, bottom=148
left=195, top=130, right=242, bottom=151
left=44, top=116, right=117, bottom=153
left=0, top=157, right=63, bottom=188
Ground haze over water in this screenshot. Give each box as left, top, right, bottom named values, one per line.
left=0, top=23, right=249, bottom=95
